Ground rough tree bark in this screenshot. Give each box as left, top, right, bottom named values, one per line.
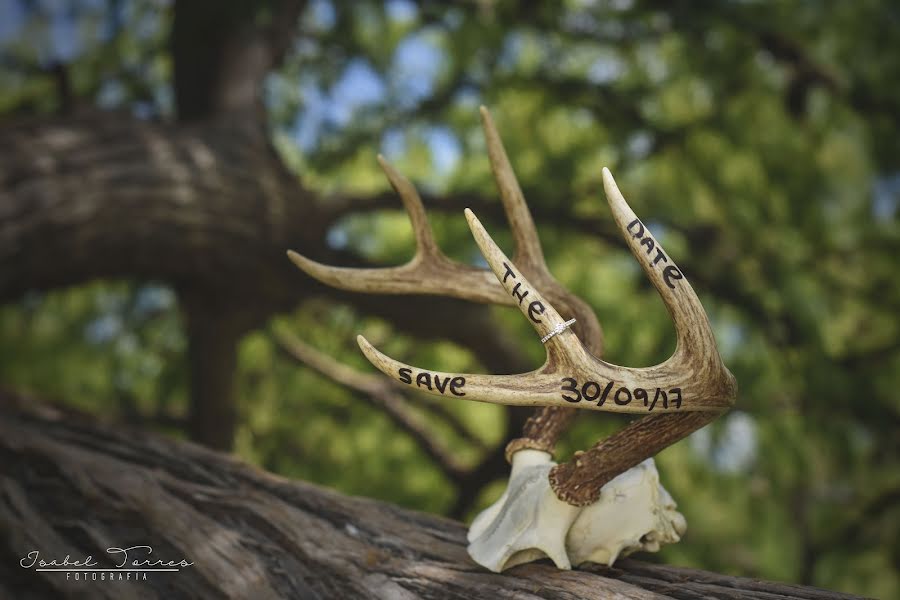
left=0, top=391, right=867, bottom=600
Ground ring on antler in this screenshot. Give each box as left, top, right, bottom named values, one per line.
left=541, top=318, right=576, bottom=344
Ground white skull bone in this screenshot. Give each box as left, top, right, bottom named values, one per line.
left=467, top=449, right=686, bottom=572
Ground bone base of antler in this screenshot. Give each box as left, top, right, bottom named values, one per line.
left=467, top=449, right=687, bottom=573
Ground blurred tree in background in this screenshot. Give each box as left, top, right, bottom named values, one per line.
left=1, top=1, right=898, bottom=596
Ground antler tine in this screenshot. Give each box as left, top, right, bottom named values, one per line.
left=377, top=155, right=441, bottom=259
left=287, top=155, right=505, bottom=303
left=602, top=168, right=718, bottom=369
left=479, top=107, right=598, bottom=462
left=479, top=107, right=603, bottom=355
left=480, top=106, right=544, bottom=269
left=465, top=209, right=582, bottom=359
left=535, top=170, right=738, bottom=506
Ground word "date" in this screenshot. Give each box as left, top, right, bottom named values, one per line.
left=626, top=219, right=684, bottom=290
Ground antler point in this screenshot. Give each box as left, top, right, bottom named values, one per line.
left=463, top=208, right=482, bottom=231
left=356, top=335, right=375, bottom=355
left=601, top=169, right=625, bottom=209
left=377, top=154, right=395, bottom=173
left=601, top=167, right=616, bottom=187
left=286, top=249, right=308, bottom=269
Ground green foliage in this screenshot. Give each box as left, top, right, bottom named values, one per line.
left=2, top=1, right=899, bottom=596
left=0, top=283, right=187, bottom=422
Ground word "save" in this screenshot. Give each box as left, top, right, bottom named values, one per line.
left=398, top=368, right=466, bottom=396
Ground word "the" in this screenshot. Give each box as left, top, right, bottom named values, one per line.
left=501, top=262, right=546, bottom=323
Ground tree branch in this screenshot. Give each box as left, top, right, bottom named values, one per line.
left=273, top=326, right=487, bottom=450
left=171, top=0, right=307, bottom=121
left=272, top=327, right=470, bottom=480
left=270, top=324, right=529, bottom=519
left=0, top=390, right=865, bottom=599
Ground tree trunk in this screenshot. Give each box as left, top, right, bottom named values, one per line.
left=0, top=391, right=866, bottom=600
left=182, top=293, right=245, bottom=450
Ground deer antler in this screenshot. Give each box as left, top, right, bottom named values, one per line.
left=357, top=170, right=736, bottom=502
left=288, top=107, right=602, bottom=460
left=288, top=108, right=738, bottom=569
left=288, top=108, right=736, bottom=510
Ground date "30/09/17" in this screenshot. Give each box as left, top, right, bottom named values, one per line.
left=561, top=377, right=682, bottom=411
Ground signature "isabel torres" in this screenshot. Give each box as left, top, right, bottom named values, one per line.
left=20, top=546, right=193, bottom=570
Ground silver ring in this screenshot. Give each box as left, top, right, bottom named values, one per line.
left=540, top=318, right=576, bottom=344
